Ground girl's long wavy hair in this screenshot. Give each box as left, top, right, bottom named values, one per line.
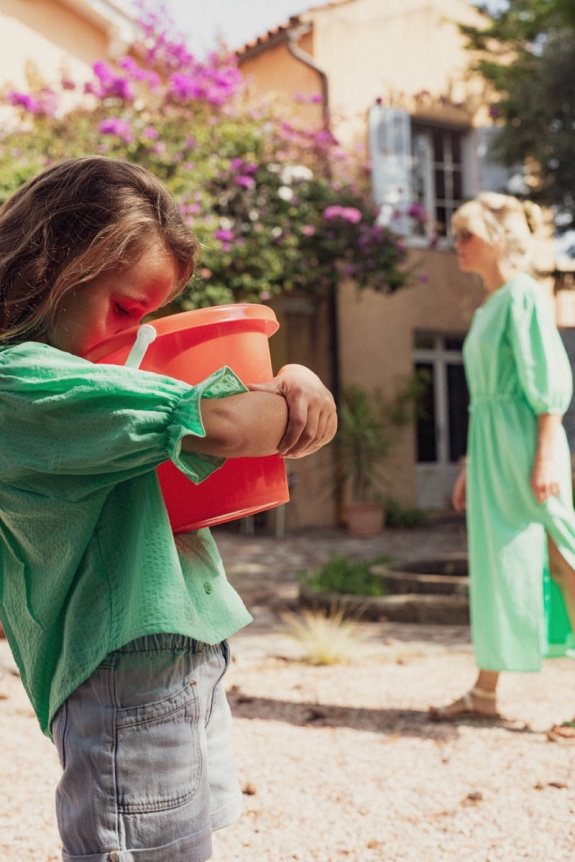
left=0, top=156, right=200, bottom=344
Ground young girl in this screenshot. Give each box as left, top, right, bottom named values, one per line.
left=0, top=156, right=337, bottom=861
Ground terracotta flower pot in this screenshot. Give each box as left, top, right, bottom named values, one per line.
left=346, top=502, right=385, bottom=537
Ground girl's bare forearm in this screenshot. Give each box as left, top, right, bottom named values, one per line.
left=182, top=392, right=289, bottom=458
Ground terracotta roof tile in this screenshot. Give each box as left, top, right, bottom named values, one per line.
left=236, top=0, right=356, bottom=56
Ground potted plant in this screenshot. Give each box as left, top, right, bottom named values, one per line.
left=338, top=378, right=424, bottom=536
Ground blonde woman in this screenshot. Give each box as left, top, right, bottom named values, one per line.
left=430, top=193, right=575, bottom=741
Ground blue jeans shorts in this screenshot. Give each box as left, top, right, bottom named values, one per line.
left=51, top=635, right=241, bottom=862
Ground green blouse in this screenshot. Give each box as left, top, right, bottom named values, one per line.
left=0, top=342, right=252, bottom=737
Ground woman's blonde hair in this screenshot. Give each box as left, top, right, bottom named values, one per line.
left=452, top=192, right=544, bottom=272
left=0, top=156, right=201, bottom=344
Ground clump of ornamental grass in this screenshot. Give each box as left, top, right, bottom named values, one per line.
left=281, top=608, right=368, bottom=666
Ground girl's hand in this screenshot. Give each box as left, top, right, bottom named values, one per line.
left=247, top=364, right=337, bottom=458
left=531, top=457, right=561, bottom=504
left=452, top=468, right=467, bottom=512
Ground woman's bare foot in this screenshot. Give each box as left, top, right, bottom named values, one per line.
left=429, top=686, right=500, bottom=722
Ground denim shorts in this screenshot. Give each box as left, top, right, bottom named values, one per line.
left=51, top=635, right=242, bottom=862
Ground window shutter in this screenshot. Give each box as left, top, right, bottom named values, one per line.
left=368, top=104, right=412, bottom=235
left=477, top=126, right=527, bottom=195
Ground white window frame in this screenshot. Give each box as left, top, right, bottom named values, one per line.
left=411, top=124, right=466, bottom=244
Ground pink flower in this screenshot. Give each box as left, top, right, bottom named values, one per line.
left=235, top=175, right=255, bottom=189
left=323, top=205, right=362, bottom=224
left=143, top=126, right=159, bottom=139
left=215, top=228, right=234, bottom=241
left=407, top=203, right=428, bottom=222
left=314, top=129, right=339, bottom=147
left=88, top=61, right=134, bottom=100
left=7, top=92, right=39, bottom=112
left=118, top=56, right=160, bottom=90
left=301, top=225, right=316, bottom=236
left=7, top=89, right=58, bottom=116
left=98, top=117, right=134, bottom=143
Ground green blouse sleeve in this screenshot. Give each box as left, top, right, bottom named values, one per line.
left=0, top=343, right=248, bottom=500
left=508, top=278, right=573, bottom=415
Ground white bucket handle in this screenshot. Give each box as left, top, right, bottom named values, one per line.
left=124, top=324, right=157, bottom=369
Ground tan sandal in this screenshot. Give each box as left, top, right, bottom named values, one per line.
left=547, top=720, right=575, bottom=744
left=429, top=686, right=501, bottom=722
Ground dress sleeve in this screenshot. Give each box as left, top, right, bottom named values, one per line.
left=0, top=343, right=248, bottom=500
left=508, top=278, right=573, bottom=415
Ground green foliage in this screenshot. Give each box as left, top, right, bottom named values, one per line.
left=298, top=552, right=389, bottom=596
left=0, top=13, right=408, bottom=307
left=384, top=498, right=429, bottom=528
left=339, top=373, right=428, bottom=502
left=461, top=0, right=575, bottom=235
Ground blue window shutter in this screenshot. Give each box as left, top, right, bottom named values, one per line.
left=368, top=104, right=412, bottom=235
left=477, top=126, right=527, bottom=195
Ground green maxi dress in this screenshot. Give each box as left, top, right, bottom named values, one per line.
left=464, top=272, right=575, bottom=672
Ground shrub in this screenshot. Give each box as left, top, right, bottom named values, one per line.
left=297, top=552, right=389, bottom=596
left=281, top=608, right=368, bottom=665
left=384, top=498, right=429, bottom=528
left=0, top=9, right=409, bottom=309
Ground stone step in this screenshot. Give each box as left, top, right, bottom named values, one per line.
left=297, top=583, right=470, bottom=625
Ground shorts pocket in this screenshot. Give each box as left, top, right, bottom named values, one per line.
left=115, top=682, right=202, bottom=814
left=204, top=641, right=230, bottom=727
left=52, top=700, right=68, bottom=770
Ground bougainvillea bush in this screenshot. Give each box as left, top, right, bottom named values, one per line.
left=0, top=11, right=408, bottom=308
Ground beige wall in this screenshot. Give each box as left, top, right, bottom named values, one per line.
left=338, top=249, right=484, bottom=507
left=268, top=294, right=338, bottom=529
left=0, top=0, right=131, bottom=95
left=240, top=0, right=489, bottom=147
left=240, top=34, right=324, bottom=129
left=237, top=0, right=497, bottom=522
left=309, top=0, right=487, bottom=144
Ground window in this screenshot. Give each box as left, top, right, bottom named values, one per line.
left=414, top=333, right=468, bottom=465
left=368, top=104, right=521, bottom=242
left=412, top=124, right=464, bottom=238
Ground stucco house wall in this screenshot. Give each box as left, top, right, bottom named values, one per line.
left=0, top=0, right=134, bottom=91
left=238, top=0, right=560, bottom=523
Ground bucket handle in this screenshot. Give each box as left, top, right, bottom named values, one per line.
left=124, top=324, right=157, bottom=369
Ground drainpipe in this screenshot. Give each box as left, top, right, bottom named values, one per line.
left=286, top=22, right=344, bottom=524
left=285, top=23, right=330, bottom=130
left=285, top=21, right=339, bottom=397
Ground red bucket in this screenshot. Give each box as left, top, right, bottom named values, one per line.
left=85, top=304, right=289, bottom=532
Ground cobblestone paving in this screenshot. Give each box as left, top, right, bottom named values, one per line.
left=4, top=519, right=575, bottom=862
left=213, top=518, right=468, bottom=607
left=213, top=519, right=472, bottom=656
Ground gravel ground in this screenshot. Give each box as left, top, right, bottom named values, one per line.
left=2, top=524, right=575, bottom=861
